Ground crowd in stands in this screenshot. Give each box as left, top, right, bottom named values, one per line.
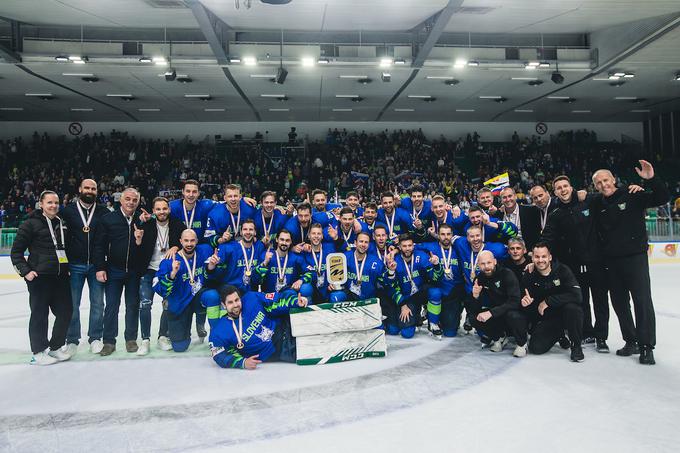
left=1, top=128, right=679, bottom=228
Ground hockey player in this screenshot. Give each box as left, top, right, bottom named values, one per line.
left=301, top=223, right=337, bottom=303
left=522, top=242, right=584, bottom=362
left=470, top=251, right=528, bottom=357
left=327, top=207, right=367, bottom=251
left=204, top=184, right=256, bottom=247
left=345, top=191, right=364, bottom=218
left=391, top=234, right=443, bottom=339
left=208, top=285, right=308, bottom=369
left=253, top=191, right=292, bottom=247
left=209, top=219, right=265, bottom=294
left=169, top=179, right=215, bottom=243
left=460, top=205, right=518, bottom=244
left=360, top=203, right=387, bottom=235
left=427, top=194, right=466, bottom=239
left=377, top=192, right=412, bottom=241
left=284, top=202, right=314, bottom=248
left=153, top=229, right=220, bottom=352
left=416, top=224, right=465, bottom=337
left=254, top=230, right=313, bottom=293
left=476, top=187, right=499, bottom=216
left=455, top=225, right=509, bottom=294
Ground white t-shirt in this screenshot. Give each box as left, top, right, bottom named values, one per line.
left=149, top=223, right=169, bottom=271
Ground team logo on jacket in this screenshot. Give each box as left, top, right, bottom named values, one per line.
left=553, top=279, right=561, bottom=286
left=617, top=203, right=626, bottom=210
left=255, top=325, right=274, bottom=342
left=581, top=209, right=590, bottom=216
left=495, top=281, right=501, bottom=288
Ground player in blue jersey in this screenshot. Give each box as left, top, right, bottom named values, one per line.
left=329, top=232, right=400, bottom=304
left=426, top=194, right=466, bottom=239
left=345, top=191, right=364, bottom=218
left=390, top=234, right=443, bottom=339
left=454, top=225, right=509, bottom=294
left=458, top=205, right=518, bottom=244
left=377, top=191, right=412, bottom=242
left=397, top=184, right=432, bottom=242
left=153, top=229, right=220, bottom=352
left=300, top=223, right=337, bottom=303
left=360, top=202, right=387, bottom=236
left=253, top=190, right=293, bottom=247
left=367, top=224, right=394, bottom=261
left=204, top=183, right=257, bottom=247
left=254, top=229, right=314, bottom=294
left=326, top=207, right=368, bottom=251
left=168, top=179, right=215, bottom=243
left=417, top=224, right=466, bottom=337
left=208, top=285, right=308, bottom=369
left=311, top=189, right=342, bottom=216
left=284, top=202, right=314, bottom=249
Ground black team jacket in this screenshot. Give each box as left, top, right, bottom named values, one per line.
left=472, top=266, right=521, bottom=318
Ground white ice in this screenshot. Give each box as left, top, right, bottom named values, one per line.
left=1, top=260, right=679, bottom=453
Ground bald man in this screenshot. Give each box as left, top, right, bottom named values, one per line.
left=591, top=161, right=669, bottom=365
left=60, top=179, right=110, bottom=356
left=469, top=250, right=528, bottom=357
left=153, top=229, right=219, bottom=352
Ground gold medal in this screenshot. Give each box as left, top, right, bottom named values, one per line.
left=82, top=226, right=90, bottom=233
left=236, top=341, right=244, bottom=350
left=245, top=270, right=252, bottom=277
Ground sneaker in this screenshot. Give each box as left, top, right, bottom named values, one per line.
left=582, top=336, right=596, bottom=345
left=570, top=343, right=584, bottom=362
left=48, top=348, right=72, bottom=362
left=137, top=339, right=150, bottom=356
left=30, top=349, right=59, bottom=366
left=490, top=337, right=508, bottom=353
left=616, top=341, right=639, bottom=356
left=639, top=345, right=656, bottom=365
left=463, top=317, right=473, bottom=334
left=428, top=322, right=443, bottom=340
left=157, top=336, right=173, bottom=351
left=100, top=343, right=116, bottom=356
left=596, top=339, right=610, bottom=353
left=126, top=340, right=139, bottom=353
left=90, top=339, right=104, bottom=354
left=558, top=336, right=570, bottom=349
left=513, top=344, right=527, bottom=358
left=63, top=343, right=78, bottom=357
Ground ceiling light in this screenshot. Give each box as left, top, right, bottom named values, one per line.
left=261, top=94, right=287, bottom=98
left=229, top=57, right=241, bottom=64
left=572, top=110, right=591, bottom=113
left=139, top=57, right=153, bottom=63
left=515, top=109, right=533, bottom=113
left=269, top=108, right=289, bottom=111
left=426, top=76, right=454, bottom=80
left=408, top=95, right=432, bottom=98
left=153, top=57, right=168, bottom=66
left=538, top=62, right=550, bottom=68
left=55, top=56, right=69, bottom=62
left=547, top=96, right=570, bottom=99
left=453, top=59, right=467, bottom=68
left=70, top=108, right=94, bottom=112
left=63, top=73, right=94, bottom=77
left=381, top=72, right=391, bottom=82
left=394, top=108, right=414, bottom=112
left=339, top=75, right=370, bottom=79
left=479, top=95, right=502, bottom=99
left=525, top=61, right=539, bottom=69
left=675, top=72, right=680, bottom=81
left=608, top=75, right=621, bottom=80
left=336, top=94, right=360, bottom=98
left=301, top=57, right=315, bottom=67
left=251, top=74, right=277, bottom=79
left=317, top=58, right=329, bottom=64
left=332, top=108, right=352, bottom=112
left=379, top=58, right=393, bottom=68
left=69, top=56, right=88, bottom=64
left=204, top=108, right=226, bottom=112
left=138, top=108, right=160, bottom=112
left=106, top=94, right=135, bottom=101
left=394, top=59, right=406, bottom=65
left=243, top=56, right=257, bottom=66
left=0, top=107, right=24, bottom=111
left=623, top=73, right=635, bottom=78
left=511, top=77, right=538, bottom=81
left=615, top=96, right=637, bottom=100
left=25, top=93, right=53, bottom=98
left=184, top=94, right=211, bottom=100
left=456, top=109, right=475, bottom=112
left=613, top=72, right=626, bottom=77
left=467, top=60, right=480, bottom=67
left=631, top=109, right=650, bottom=113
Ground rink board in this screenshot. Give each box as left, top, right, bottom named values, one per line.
left=290, top=298, right=383, bottom=337
left=295, top=329, right=387, bottom=366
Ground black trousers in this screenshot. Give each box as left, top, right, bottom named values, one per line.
left=26, top=274, right=73, bottom=354
left=469, top=307, right=528, bottom=346
left=529, top=302, right=583, bottom=354
left=439, top=286, right=466, bottom=336
left=606, top=253, right=656, bottom=347
left=570, top=261, right=609, bottom=340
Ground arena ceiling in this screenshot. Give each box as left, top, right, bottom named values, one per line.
left=1, top=0, right=680, bottom=123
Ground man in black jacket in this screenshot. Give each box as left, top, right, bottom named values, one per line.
left=93, top=187, right=145, bottom=356
left=470, top=250, right=528, bottom=357
left=591, top=160, right=669, bottom=365
left=134, top=196, right=184, bottom=355
left=529, top=185, right=558, bottom=233
left=542, top=175, right=610, bottom=353
left=499, top=187, right=542, bottom=251
left=60, top=179, right=110, bottom=356
left=523, top=242, right=584, bottom=362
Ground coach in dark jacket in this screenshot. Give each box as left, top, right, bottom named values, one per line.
left=499, top=187, right=542, bottom=251
left=11, top=191, right=73, bottom=364
left=591, top=160, right=669, bottom=365
left=59, top=178, right=110, bottom=354
left=93, top=187, right=146, bottom=356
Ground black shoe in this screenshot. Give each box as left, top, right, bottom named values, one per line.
left=582, top=337, right=596, bottom=345
left=570, top=343, right=584, bottom=362
left=639, top=345, right=656, bottom=365
left=558, top=336, right=570, bottom=349
left=616, top=341, right=640, bottom=356
left=463, top=317, right=473, bottom=332
left=596, top=339, right=610, bottom=353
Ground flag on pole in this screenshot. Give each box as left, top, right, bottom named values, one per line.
left=484, top=172, right=510, bottom=195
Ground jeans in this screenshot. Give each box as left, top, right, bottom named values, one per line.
left=103, top=267, right=141, bottom=345
left=139, top=269, right=157, bottom=340
left=167, top=290, right=209, bottom=352
left=66, top=263, right=105, bottom=344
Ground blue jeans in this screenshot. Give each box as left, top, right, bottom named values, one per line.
left=167, top=290, right=209, bottom=352
left=67, top=263, right=105, bottom=344
left=103, top=267, right=141, bottom=344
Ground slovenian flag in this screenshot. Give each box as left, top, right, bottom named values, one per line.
left=484, top=172, right=510, bottom=195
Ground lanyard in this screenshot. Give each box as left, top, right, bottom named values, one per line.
left=182, top=201, right=196, bottom=229
left=178, top=251, right=197, bottom=284
left=434, top=212, right=448, bottom=233
left=300, top=224, right=308, bottom=243
left=76, top=200, right=95, bottom=233
left=470, top=245, right=484, bottom=280
left=402, top=254, right=415, bottom=282
left=341, top=227, right=352, bottom=243
left=231, top=314, right=244, bottom=349
left=412, top=204, right=422, bottom=221
left=354, top=253, right=366, bottom=283
left=262, top=211, right=274, bottom=238
left=539, top=199, right=551, bottom=230
left=240, top=241, right=255, bottom=275
left=275, top=251, right=289, bottom=281
left=440, top=245, right=453, bottom=271
left=157, top=223, right=169, bottom=250
left=44, top=214, right=65, bottom=249
left=229, top=209, right=241, bottom=235
left=385, top=210, right=396, bottom=236
left=377, top=247, right=387, bottom=263
left=311, top=245, right=323, bottom=274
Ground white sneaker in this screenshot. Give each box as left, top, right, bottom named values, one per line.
left=157, top=336, right=172, bottom=351
left=137, top=339, right=151, bottom=356
left=90, top=339, right=104, bottom=354
left=62, top=343, right=78, bottom=357
left=513, top=344, right=528, bottom=358
left=48, top=348, right=72, bottom=362
left=490, top=337, right=508, bottom=353
left=30, top=350, right=58, bottom=366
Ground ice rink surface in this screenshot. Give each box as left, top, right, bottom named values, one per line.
left=1, top=260, right=678, bottom=453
